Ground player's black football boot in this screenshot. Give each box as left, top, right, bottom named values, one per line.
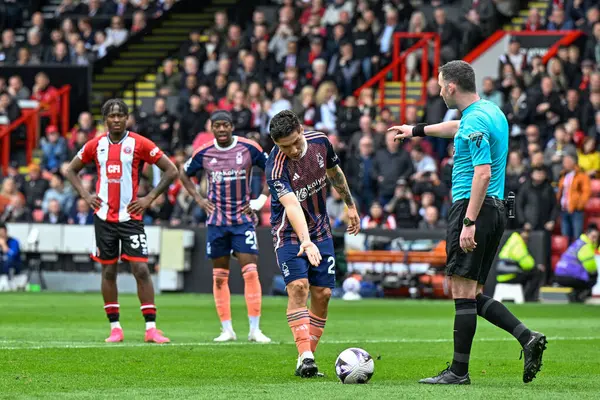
left=295, top=358, right=319, bottom=378
left=419, top=363, right=471, bottom=385
left=521, top=331, right=547, bottom=383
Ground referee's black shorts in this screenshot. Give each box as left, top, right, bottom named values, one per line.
left=446, top=196, right=506, bottom=285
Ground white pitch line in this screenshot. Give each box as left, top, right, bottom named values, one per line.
left=0, top=336, right=598, bottom=351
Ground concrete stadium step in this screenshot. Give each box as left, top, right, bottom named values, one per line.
left=95, top=74, right=137, bottom=82
left=104, top=67, right=145, bottom=74
left=121, top=51, right=170, bottom=59
left=128, top=43, right=173, bottom=51
left=113, top=59, right=157, bottom=66
left=142, top=36, right=189, bottom=43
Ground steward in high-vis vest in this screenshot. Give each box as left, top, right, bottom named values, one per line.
left=495, top=229, right=544, bottom=302
left=554, top=224, right=599, bottom=303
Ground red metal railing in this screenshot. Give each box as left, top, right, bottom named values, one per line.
left=353, top=32, right=440, bottom=121
left=0, top=85, right=71, bottom=173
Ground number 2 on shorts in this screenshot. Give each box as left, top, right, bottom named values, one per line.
left=327, top=256, right=335, bottom=274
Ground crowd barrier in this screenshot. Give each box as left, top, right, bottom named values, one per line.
left=6, top=224, right=597, bottom=297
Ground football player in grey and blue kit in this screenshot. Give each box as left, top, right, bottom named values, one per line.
left=390, top=60, right=547, bottom=385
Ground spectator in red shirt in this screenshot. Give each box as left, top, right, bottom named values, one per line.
left=31, top=72, right=59, bottom=114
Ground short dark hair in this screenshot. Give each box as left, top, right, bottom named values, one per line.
left=440, top=60, right=477, bottom=93
left=587, top=223, right=598, bottom=233
left=531, top=166, right=547, bottom=174
left=0, top=222, right=6, bottom=231
left=101, top=98, right=129, bottom=118
left=269, top=110, right=302, bottom=141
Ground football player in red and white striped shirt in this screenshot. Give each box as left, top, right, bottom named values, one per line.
left=65, top=99, right=178, bottom=344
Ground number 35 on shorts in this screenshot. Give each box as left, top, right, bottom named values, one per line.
left=129, top=234, right=147, bottom=249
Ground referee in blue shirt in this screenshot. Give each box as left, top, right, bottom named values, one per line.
left=389, top=61, right=546, bottom=385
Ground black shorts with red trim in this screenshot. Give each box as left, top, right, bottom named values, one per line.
left=92, top=215, right=149, bottom=264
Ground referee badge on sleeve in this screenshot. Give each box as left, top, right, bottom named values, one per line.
left=468, top=132, right=484, bottom=148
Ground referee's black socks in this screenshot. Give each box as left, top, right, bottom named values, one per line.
left=451, top=298, right=477, bottom=376
left=476, top=293, right=531, bottom=347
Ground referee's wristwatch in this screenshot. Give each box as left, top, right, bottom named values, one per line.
left=463, top=217, right=476, bottom=227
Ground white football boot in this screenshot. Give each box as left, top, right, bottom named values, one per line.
left=248, top=329, right=272, bottom=343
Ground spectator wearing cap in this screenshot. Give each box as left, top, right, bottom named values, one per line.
left=558, top=154, right=591, bottom=242
left=42, top=172, right=74, bottom=215
left=41, top=125, right=68, bottom=173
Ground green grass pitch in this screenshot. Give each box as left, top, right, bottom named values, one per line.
left=1, top=293, right=599, bottom=399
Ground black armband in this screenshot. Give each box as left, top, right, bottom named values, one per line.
left=412, top=123, right=427, bottom=137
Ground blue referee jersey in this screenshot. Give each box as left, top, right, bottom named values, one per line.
left=451, top=99, right=508, bottom=202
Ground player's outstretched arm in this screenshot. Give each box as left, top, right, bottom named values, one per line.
left=279, top=192, right=322, bottom=267
left=65, top=155, right=102, bottom=210
left=388, top=120, right=460, bottom=141
left=178, top=166, right=215, bottom=214
left=326, top=165, right=360, bottom=235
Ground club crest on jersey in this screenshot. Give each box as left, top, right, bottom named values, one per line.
left=317, top=153, right=324, bottom=168
left=273, top=180, right=287, bottom=195
left=123, top=146, right=132, bottom=155
left=236, top=151, right=243, bottom=165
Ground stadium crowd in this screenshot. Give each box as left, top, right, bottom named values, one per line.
left=0, top=0, right=599, bottom=245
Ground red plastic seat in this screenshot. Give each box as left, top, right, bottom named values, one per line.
left=591, top=180, right=600, bottom=197
left=551, top=235, right=569, bottom=254
left=585, top=197, right=600, bottom=214
left=551, top=254, right=561, bottom=271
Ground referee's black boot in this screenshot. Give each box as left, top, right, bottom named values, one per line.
left=419, top=363, right=471, bottom=385
left=521, top=331, right=547, bottom=383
